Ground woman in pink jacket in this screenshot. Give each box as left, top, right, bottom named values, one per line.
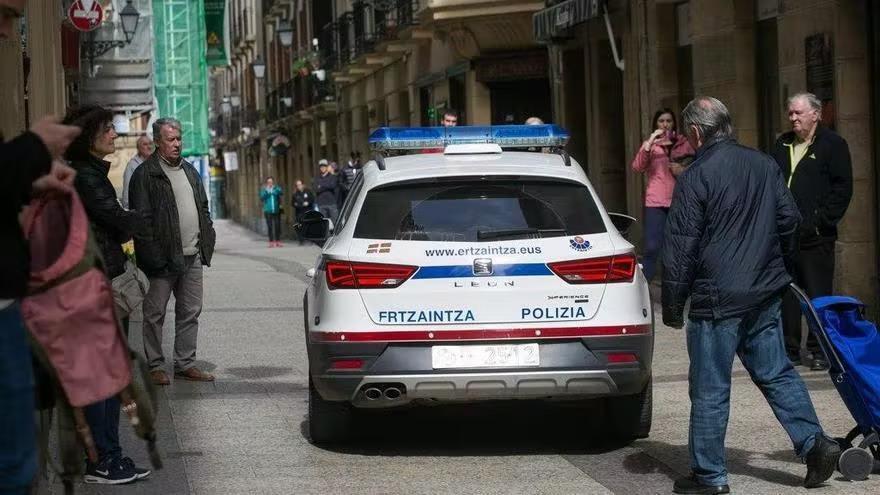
left=630, top=108, right=694, bottom=281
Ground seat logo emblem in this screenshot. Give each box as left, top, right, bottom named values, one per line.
left=473, top=258, right=493, bottom=276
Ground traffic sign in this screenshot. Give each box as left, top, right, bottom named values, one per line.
left=68, top=0, right=105, bottom=33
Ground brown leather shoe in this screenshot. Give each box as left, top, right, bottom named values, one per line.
left=150, top=370, right=170, bottom=386
left=174, top=367, right=215, bottom=382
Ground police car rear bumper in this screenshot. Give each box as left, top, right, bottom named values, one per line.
left=309, top=335, right=652, bottom=407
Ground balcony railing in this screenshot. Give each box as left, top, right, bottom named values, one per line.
left=318, top=22, right=339, bottom=72
left=341, top=1, right=422, bottom=64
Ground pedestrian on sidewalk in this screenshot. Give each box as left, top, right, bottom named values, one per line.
left=292, top=179, right=315, bottom=245
left=338, top=152, right=361, bottom=209
left=63, top=105, right=150, bottom=484
left=630, top=108, right=694, bottom=281
left=772, top=92, right=853, bottom=371
left=121, top=135, right=153, bottom=209
left=662, top=96, right=840, bottom=494
left=260, top=176, right=283, bottom=247
left=313, top=159, right=339, bottom=224
left=129, top=118, right=216, bottom=386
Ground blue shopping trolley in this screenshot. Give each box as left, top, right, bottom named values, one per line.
left=790, top=283, right=880, bottom=481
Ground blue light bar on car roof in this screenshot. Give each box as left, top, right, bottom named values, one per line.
left=367, top=125, right=570, bottom=151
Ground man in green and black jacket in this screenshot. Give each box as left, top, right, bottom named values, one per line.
left=771, top=92, right=853, bottom=371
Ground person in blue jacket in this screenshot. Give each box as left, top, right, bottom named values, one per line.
left=260, top=176, right=283, bottom=247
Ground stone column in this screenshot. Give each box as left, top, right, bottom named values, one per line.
left=0, top=22, right=25, bottom=138
left=27, top=0, right=66, bottom=122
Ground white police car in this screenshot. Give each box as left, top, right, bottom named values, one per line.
left=299, top=125, right=653, bottom=444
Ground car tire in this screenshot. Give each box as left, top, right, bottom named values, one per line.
left=606, top=377, right=652, bottom=440
left=308, top=376, right=354, bottom=444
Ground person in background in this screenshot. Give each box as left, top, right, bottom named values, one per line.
left=63, top=105, right=150, bottom=485
left=292, top=180, right=315, bottom=245
left=772, top=92, right=853, bottom=371
left=662, top=96, right=840, bottom=494
left=338, top=151, right=361, bottom=208
left=313, top=159, right=339, bottom=223
left=442, top=108, right=459, bottom=127
left=121, top=135, right=153, bottom=209
left=260, top=176, right=283, bottom=248
left=1, top=5, right=82, bottom=493
left=630, top=108, right=694, bottom=281
left=129, top=117, right=216, bottom=386
left=525, top=116, right=544, bottom=125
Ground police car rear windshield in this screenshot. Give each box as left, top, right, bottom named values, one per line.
left=354, top=178, right=606, bottom=242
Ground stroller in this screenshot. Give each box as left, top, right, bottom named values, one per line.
left=790, top=283, right=880, bottom=481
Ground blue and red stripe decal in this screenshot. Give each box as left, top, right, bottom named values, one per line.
left=412, top=263, right=552, bottom=279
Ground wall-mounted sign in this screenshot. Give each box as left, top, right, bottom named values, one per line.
left=204, top=0, right=228, bottom=66
left=475, top=51, right=548, bottom=83
left=223, top=151, right=239, bottom=171
left=805, top=32, right=835, bottom=127
left=68, top=0, right=104, bottom=33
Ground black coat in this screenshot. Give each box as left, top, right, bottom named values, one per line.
left=292, top=188, right=315, bottom=211
left=314, top=173, right=339, bottom=206
left=770, top=126, right=853, bottom=246
left=128, top=153, right=215, bottom=277
left=71, top=156, right=145, bottom=279
left=661, top=137, right=802, bottom=327
left=0, top=132, right=52, bottom=298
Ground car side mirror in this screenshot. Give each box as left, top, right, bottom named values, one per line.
left=608, top=212, right=637, bottom=238
left=295, top=210, right=330, bottom=245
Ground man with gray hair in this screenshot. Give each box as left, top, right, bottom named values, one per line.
left=129, top=118, right=216, bottom=385
left=772, top=92, right=852, bottom=371
left=662, top=96, right=839, bottom=494
left=121, top=134, right=154, bottom=209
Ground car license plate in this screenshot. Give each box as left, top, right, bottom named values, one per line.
left=431, top=343, right=540, bottom=369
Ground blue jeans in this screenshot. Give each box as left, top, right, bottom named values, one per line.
left=83, top=397, right=122, bottom=464
left=0, top=303, right=37, bottom=494
left=686, top=296, right=824, bottom=485
left=642, top=207, right=668, bottom=281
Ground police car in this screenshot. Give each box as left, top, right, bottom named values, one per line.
left=298, top=125, right=653, bottom=444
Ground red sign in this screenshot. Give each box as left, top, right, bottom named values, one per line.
left=68, top=0, right=105, bottom=33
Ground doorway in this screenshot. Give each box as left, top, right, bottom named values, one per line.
left=489, top=79, right=551, bottom=125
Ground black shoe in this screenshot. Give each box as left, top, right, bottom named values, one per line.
left=84, top=458, right=138, bottom=485
left=787, top=352, right=802, bottom=366
left=804, top=435, right=841, bottom=488
left=121, top=456, right=151, bottom=480
left=673, top=475, right=730, bottom=494
left=810, top=358, right=829, bottom=371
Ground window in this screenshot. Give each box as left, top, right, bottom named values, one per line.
left=354, top=178, right=606, bottom=241
left=334, top=172, right=364, bottom=233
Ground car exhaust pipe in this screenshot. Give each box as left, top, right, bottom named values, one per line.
left=363, top=387, right=382, bottom=400
left=384, top=387, right=402, bottom=400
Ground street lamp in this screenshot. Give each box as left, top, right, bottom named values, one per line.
left=119, top=0, right=141, bottom=43
left=278, top=20, right=293, bottom=48
left=251, top=57, right=266, bottom=79
left=83, top=0, right=141, bottom=71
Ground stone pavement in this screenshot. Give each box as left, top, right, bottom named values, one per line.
left=36, top=220, right=879, bottom=494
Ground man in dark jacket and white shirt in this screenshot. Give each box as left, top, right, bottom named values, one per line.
left=771, top=92, right=853, bottom=371
left=313, top=159, right=339, bottom=222
left=129, top=118, right=216, bottom=386
left=661, top=96, right=839, bottom=494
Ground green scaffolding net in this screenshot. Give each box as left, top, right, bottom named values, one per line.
left=152, top=0, right=209, bottom=157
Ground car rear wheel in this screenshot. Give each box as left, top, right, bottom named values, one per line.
left=605, top=377, right=652, bottom=440
left=308, top=376, right=354, bottom=444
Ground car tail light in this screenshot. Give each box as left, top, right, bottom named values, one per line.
left=325, top=260, right=417, bottom=289
left=330, top=359, right=365, bottom=370
left=606, top=352, right=638, bottom=364
left=548, top=253, right=637, bottom=284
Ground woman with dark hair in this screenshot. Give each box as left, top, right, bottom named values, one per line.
left=630, top=108, right=694, bottom=281
left=62, top=105, right=150, bottom=485
left=259, top=176, right=283, bottom=247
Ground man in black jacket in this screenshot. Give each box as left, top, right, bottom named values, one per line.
left=313, top=159, right=339, bottom=222
left=292, top=179, right=315, bottom=245
left=771, top=92, right=853, bottom=371
left=129, top=118, right=216, bottom=386
left=662, top=96, right=839, bottom=494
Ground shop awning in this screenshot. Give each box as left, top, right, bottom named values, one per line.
left=533, top=0, right=603, bottom=42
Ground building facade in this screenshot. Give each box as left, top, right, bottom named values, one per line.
left=536, top=0, right=878, bottom=312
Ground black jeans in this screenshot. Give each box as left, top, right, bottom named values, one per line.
left=83, top=318, right=129, bottom=464
left=264, top=212, right=281, bottom=242
left=781, top=236, right=835, bottom=356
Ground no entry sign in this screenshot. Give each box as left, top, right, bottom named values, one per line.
left=68, top=0, right=105, bottom=33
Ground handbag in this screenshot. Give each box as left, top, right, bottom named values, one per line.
left=111, top=260, right=150, bottom=318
